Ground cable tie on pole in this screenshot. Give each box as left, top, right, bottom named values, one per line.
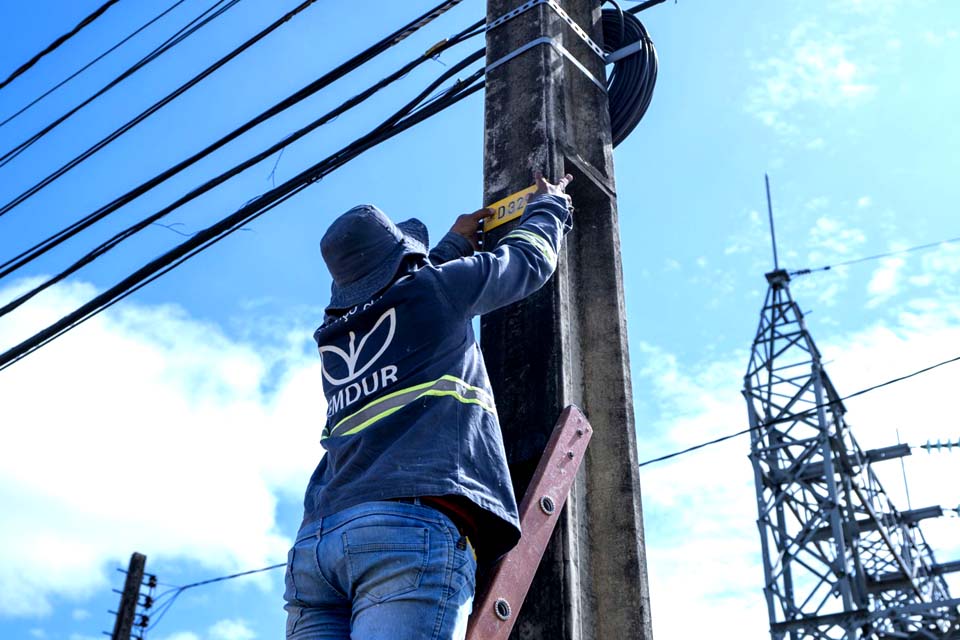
left=425, top=38, right=449, bottom=58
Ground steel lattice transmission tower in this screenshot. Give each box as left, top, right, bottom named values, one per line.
left=743, top=269, right=960, bottom=639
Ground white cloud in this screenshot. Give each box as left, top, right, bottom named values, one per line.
left=922, top=244, right=960, bottom=280
left=746, top=22, right=876, bottom=135
left=843, top=0, right=904, bottom=13
left=721, top=209, right=767, bottom=263
left=787, top=216, right=867, bottom=307
left=857, top=196, right=872, bottom=208
left=866, top=256, right=905, bottom=305
left=808, top=216, right=867, bottom=258
left=922, top=30, right=957, bottom=47
left=208, top=619, right=256, bottom=640
left=71, top=609, right=90, bottom=621
left=0, top=279, right=325, bottom=617
left=638, top=292, right=960, bottom=640
left=158, top=633, right=201, bottom=640
left=637, top=342, right=771, bottom=639
left=154, top=618, right=256, bottom=640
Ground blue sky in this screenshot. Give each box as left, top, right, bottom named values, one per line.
left=1, top=1, right=959, bottom=639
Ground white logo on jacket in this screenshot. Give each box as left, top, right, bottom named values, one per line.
left=319, top=307, right=399, bottom=417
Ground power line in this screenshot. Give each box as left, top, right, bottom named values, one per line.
left=144, top=563, right=284, bottom=633
left=145, top=589, right=183, bottom=633
left=0, top=30, right=483, bottom=320
left=0, top=3, right=656, bottom=366
left=638, top=352, right=960, bottom=468
left=0, top=0, right=473, bottom=280
left=137, top=364, right=960, bottom=626
left=638, top=426, right=753, bottom=468
left=138, top=356, right=959, bottom=622
left=0, top=52, right=485, bottom=371
left=0, top=0, right=120, bottom=91
left=627, top=0, right=671, bottom=14
left=829, top=352, right=960, bottom=407
left=0, top=0, right=321, bottom=218
left=790, top=234, right=960, bottom=277
left=3, top=0, right=656, bottom=281
left=175, top=563, right=286, bottom=591
left=0, top=0, right=189, bottom=131
left=0, top=0, right=241, bottom=169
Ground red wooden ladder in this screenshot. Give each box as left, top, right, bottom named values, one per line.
left=466, top=405, right=593, bottom=640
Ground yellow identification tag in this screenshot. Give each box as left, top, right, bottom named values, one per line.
left=483, top=185, right=537, bottom=232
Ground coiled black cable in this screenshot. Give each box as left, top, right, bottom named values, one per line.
left=602, top=8, right=658, bottom=147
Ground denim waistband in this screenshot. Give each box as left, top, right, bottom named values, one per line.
left=295, top=499, right=449, bottom=543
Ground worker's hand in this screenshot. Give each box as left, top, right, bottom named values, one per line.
left=533, top=170, right=573, bottom=209
left=451, top=208, right=494, bottom=251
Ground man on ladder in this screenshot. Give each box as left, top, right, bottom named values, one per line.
left=284, top=171, right=574, bottom=639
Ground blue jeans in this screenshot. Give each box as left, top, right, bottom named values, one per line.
left=284, top=500, right=477, bottom=639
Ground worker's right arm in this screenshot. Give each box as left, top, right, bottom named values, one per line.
left=433, top=190, right=572, bottom=318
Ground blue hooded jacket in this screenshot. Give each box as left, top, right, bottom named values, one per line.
left=302, top=193, right=572, bottom=562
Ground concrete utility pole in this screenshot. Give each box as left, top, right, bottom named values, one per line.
left=111, top=552, right=146, bottom=640
left=481, top=1, right=653, bottom=638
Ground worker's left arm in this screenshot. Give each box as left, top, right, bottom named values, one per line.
left=428, top=209, right=494, bottom=265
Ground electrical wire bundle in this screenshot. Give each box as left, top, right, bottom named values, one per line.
left=602, top=6, right=658, bottom=146
left=0, top=0, right=244, bottom=168
left=0, top=0, right=189, bottom=131
left=0, top=0, right=120, bottom=91
left=0, top=0, right=662, bottom=372
left=0, top=3, right=484, bottom=371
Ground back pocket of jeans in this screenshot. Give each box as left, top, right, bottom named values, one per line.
left=343, top=526, right=429, bottom=603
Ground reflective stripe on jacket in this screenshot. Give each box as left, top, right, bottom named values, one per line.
left=301, top=194, right=572, bottom=562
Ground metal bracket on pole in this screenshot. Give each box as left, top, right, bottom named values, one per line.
left=486, top=36, right=606, bottom=91
left=487, top=0, right=605, bottom=59
left=466, top=406, right=593, bottom=640
left=605, top=37, right=649, bottom=63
